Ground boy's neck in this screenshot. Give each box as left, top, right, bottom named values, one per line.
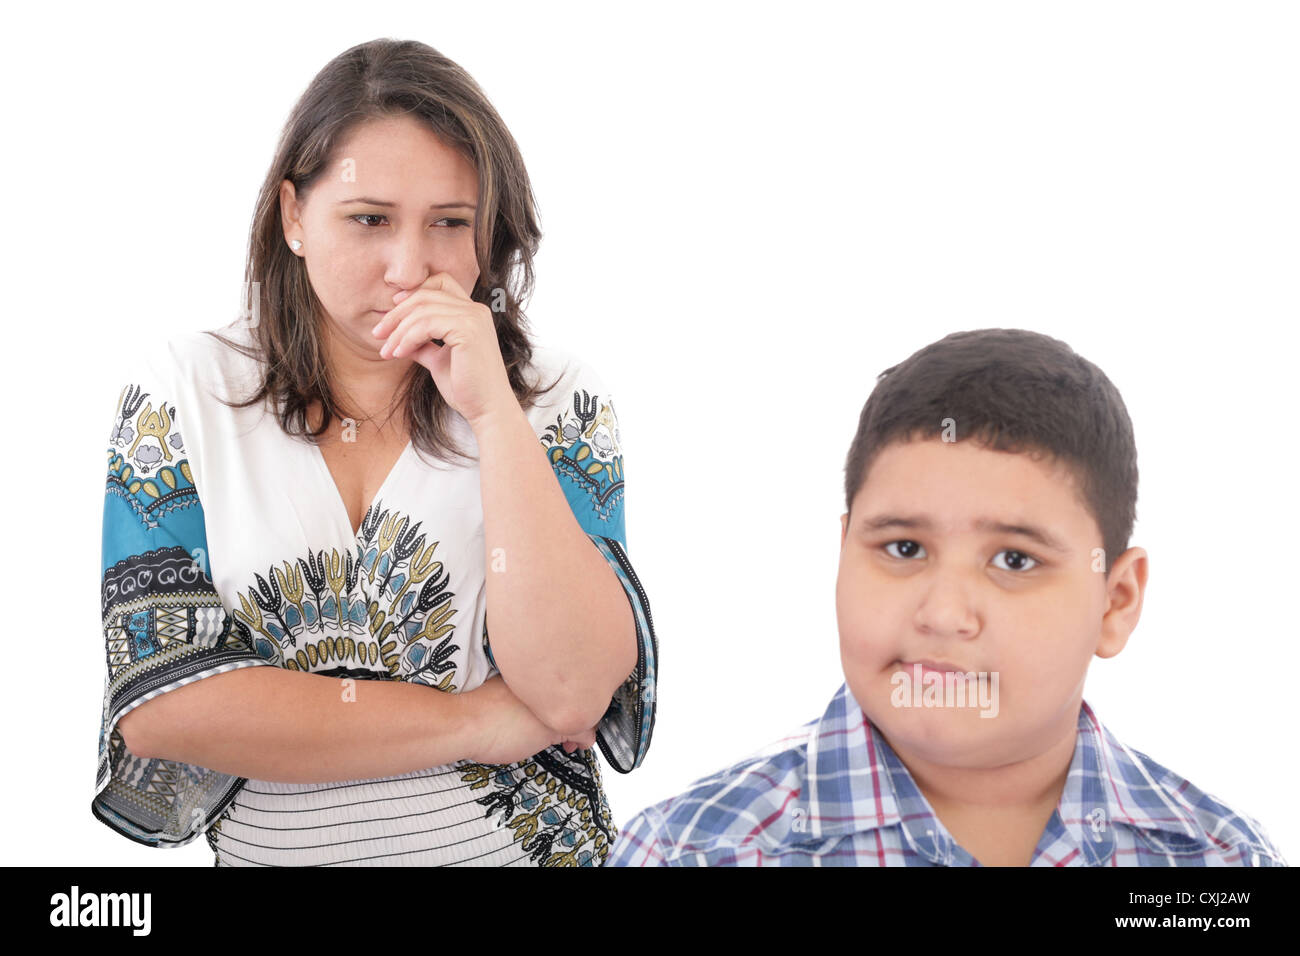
left=885, top=702, right=1082, bottom=863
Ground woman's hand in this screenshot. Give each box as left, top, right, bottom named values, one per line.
left=462, top=674, right=598, bottom=766
left=371, top=272, right=518, bottom=429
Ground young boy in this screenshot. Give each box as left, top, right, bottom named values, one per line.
left=608, top=328, right=1286, bottom=867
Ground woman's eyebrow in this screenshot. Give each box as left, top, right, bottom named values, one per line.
left=858, top=514, right=1071, bottom=553
left=335, top=197, right=477, bottom=210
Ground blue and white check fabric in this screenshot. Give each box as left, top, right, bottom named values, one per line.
left=608, top=682, right=1286, bottom=866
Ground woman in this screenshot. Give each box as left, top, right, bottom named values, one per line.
left=94, top=38, right=657, bottom=866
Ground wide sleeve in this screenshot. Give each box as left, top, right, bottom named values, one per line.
left=485, top=357, right=658, bottom=773
left=93, top=361, right=276, bottom=847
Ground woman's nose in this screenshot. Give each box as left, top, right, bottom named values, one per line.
left=383, top=232, right=437, bottom=288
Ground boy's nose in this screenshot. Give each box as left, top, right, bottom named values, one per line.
left=911, top=579, right=981, bottom=639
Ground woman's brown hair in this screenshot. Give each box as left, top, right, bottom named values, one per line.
left=205, top=37, right=560, bottom=465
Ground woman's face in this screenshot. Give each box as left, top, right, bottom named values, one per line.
left=279, top=113, right=481, bottom=356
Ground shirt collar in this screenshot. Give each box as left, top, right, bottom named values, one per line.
left=796, top=682, right=951, bottom=862
left=785, top=683, right=1207, bottom=865
left=1061, top=700, right=1208, bottom=864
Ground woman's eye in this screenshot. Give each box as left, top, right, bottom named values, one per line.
left=992, top=549, right=1038, bottom=572
left=883, top=540, right=925, bottom=560
left=350, top=215, right=470, bottom=228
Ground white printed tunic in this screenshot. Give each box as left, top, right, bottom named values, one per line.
left=93, top=317, right=657, bottom=866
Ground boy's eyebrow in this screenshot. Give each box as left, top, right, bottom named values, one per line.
left=335, top=197, right=478, bottom=210
left=858, top=514, right=1072, bottom=554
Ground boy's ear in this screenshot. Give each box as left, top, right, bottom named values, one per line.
left=1096, top=546, right=1149, bottom=659
left=840, top=513, right=849, bottom=548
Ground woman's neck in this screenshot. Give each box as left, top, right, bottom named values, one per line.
left=317, top=316, right=412, bottom=428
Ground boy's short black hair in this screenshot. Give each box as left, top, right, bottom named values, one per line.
left=843, top=329, right=1138, bottom=573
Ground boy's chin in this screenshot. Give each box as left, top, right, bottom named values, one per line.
left=861, top=692, right=1008, bottom=767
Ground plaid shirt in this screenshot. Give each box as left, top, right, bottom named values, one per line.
left=608, top=682, right=1287, bottom=866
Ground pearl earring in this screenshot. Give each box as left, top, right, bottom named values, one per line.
left=290, top=239, right=303, bottom=251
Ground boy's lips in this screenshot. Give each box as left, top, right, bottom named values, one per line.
left=897, top=658, right=977, bottom=674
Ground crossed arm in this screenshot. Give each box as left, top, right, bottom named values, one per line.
left=473, top=401, right=638, bottom=738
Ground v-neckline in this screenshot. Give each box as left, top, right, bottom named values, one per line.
left=309, top=436, right=414, bottom=539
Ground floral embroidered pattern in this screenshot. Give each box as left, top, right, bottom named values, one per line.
left=458, top=746, right=616, bottom=866
left=232, top=502, right=463, bottom=690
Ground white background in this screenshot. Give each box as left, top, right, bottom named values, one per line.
left=3, top=0, right=1296, bottom=866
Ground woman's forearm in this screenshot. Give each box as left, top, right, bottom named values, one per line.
left=472, top=403, right=638, bottom=737
left=116, top=665, right=481, bottom=783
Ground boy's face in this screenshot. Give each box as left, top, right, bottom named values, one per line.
left=837, top=437, right=1136, bottom=770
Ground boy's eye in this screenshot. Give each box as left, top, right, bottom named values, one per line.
left=991, top=549, right=1038, bottom=572
left=883, top=540, right=925, bottom=560
left=881, top=542, right=1039, bottom=572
